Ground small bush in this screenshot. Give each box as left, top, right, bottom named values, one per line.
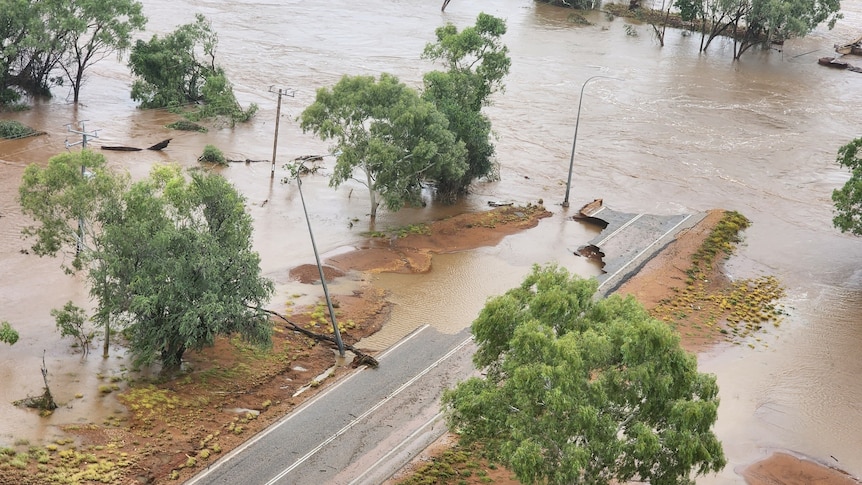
left=52, top=301, right=92, bottom=356
left=198, top=145, right=226, bottom=165
left=0, top=120, right=39, bottom=139
left=166, top=120, right=207, bottom=132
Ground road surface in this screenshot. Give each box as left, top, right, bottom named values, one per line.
left=186, top=325, right=477, bottom=485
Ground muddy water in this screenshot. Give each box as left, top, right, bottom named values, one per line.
left=1, top=0, right=861, bottom=480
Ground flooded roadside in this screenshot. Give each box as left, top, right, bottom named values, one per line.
left=1, top=0, right=861, bottom=480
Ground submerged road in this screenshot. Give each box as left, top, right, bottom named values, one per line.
left=186, top=203, right=703, bottom=485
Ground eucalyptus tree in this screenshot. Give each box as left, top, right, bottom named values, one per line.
left=128, top=14, right=256, bottom=123
left=0, top=0, right=66, bottom=97
left=678, top=0, right=841, bottom=58
left=95, top=166, right=273, bottom=369
left=832, top=138, right=862, bottom=236
left=0, top=0, right=147, bottom=103
left=443, top=265, right=726, bottom=485
left=19, top=150, right=128, bottom=356
left=300, top=73, right=467, bottom=219
left=56, top=0, right=147, bottom=103
left=19, top=153, right=273, bottom=369
left=422, top=13, right=510, bottom=200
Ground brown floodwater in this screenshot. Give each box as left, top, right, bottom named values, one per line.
left=1, top=0, right=861, bottom=481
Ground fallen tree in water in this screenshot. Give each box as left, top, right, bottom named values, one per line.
left=13, top=351, right=57, bottom=415
left=101, top=138, right=172, bottom=151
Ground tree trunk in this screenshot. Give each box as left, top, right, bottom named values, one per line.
left=161, top=342, right=186, bottom=371
left=258, top=307, right=378, bottom=368
left=40, top=352, right=57, bottom=410
left=73, top=67, right=83, bottom=104
left=103, top=321, right=110, bottom=358
left=365, top=164, right=378, bottom=219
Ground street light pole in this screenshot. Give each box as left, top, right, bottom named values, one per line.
left=562, top=75, right=622, bottom=208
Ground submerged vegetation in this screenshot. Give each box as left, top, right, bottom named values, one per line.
left=0, top=120, right=42, bottom=140
left=651, top=211, right=786, bottom=346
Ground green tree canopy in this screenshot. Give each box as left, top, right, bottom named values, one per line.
left=56, top=0, right=146, bottom=103
left=19, top=149, right=128, bottom=355
left=94, top=165, right=274, bottom=369
left=299, top=73, right=467, bottom=218
left=19, top=153, right=273, bottom=369
left=0, top=0, right=67, bottom=99
left=832, top=138, right=862, bottom=235
left=685, top=0, right=841, bottom=58
left=128, top=14, right=256, bottom=124
left=0, top=0, right=146, bottom=104
left=19, top=149, right=128, bottom=271
left=443, top=265, right=726, bottom=485
left=422, top=13, right=510, bottom=200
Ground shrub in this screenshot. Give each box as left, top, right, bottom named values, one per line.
left=0, top=120, right=39, bottom=139
left=198, top=145, right=226, bottom=165
left=166, top=120, right=207, bottom=132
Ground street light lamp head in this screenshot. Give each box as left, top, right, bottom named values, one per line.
left=561, top=75, right=624, bottom=209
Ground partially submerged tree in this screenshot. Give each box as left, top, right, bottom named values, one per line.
left=422, top=13, right=510, bottom=200
left=0, top=0, right=147, bottom=104
left=19, top=149, right=128, bottom=272
left=443, top=265, right=726, bottom=485
left=735, top=0, right=840, bottom=59
left=0, top=0, right=68, bottom=98
left=95, top=165, right=274, bottom=370
left=19, top=150, right=128, bottom=356
left=55, top=0, right=147, bottom=104
left=19, top=153, right=273, bottom=370
left=300, top=73, right=467, bottom=218
left=832, top=138, right=862, bottom=236
left=677, top=0, right=841, bottom=58
left=128, top=14, right=256, bottom=124
left=14, top=351, right=57, bottom=413
left=52, top=301, right=92, bottom=356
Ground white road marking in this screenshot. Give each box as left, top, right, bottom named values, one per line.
left=595, top=213, right=644, bottom=247
left=597, top=213, right=694, bottom=292
left=264, top=335, right=474, bottom=485
left=186, top=325, right=434, bottom=485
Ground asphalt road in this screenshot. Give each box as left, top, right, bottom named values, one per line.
left=584, top=206, right=705, bottom=296
left=186, top=204, right=703, bottom=485
left=186, top=325, right=478, bottom=485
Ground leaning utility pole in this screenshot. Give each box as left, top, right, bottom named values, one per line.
left=65, top=120, right=99, bottom=256
left=292, top=166, right=345, bottom=358
left=269, top=86, right=295, bottom=178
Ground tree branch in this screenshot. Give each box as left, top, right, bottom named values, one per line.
left=255, top=307, right=379, bottom=368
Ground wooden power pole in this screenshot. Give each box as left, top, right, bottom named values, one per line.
left=269, top=86, right=295, bottom=179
